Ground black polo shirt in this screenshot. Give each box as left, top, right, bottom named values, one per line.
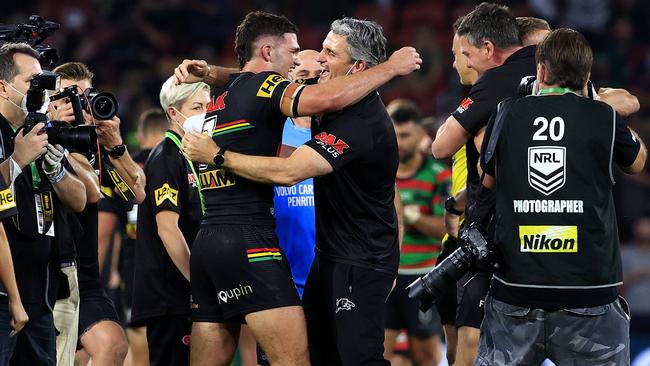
left=200, top=71, right=292, bottom=226
left=304, top=92, right=400, bottom=274
left=131, top=131, right=202, bottom=323
left=77, top=150, right=136, bottom=291
left=0, top=113, right=55, bottom=316
left=451, top=46, right=537, bottom=212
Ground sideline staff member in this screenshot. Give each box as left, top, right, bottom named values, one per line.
left=131, top=77, right=208, bottom=366
left=475, top=28, right=647, bottom=365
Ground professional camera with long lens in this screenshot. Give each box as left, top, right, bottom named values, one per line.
left=22, top=72, right=97, bottom=153
left=406, top=222, right=499, bottom=311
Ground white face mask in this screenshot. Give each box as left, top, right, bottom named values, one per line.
left=173, top=108, right=206, bottom=133
left=6, top=83, right=50, bottom=115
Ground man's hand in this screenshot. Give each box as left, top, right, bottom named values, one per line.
left=8, top=299, right=28, bottom=337
left=12, top=123, right=48, bottom=169
left=385, top=47, right=422, bottom=76
left=182, top=132, right=219, bottom=164
left=42, top=144, right=65, bottom=175
left=47, top=101, right=76, bottom=124
left=174, top=59, right=209, bottom=85
left=444, top=211, right=461, bottom=239
left=96, top=116, right=123, bottom=148
left=403, top=205, right=422, bottom=225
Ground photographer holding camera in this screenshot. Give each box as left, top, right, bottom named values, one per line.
left=0, top=42, right=86, bottom=365
left=472, top=28, right=647, bottom=365
left=48, top=61, right=145, bottom=365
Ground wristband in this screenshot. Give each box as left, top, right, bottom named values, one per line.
left=8, top=157, right=22, bottom=185
left=47, top=167, right=66, bottom=184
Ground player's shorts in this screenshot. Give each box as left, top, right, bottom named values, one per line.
left=78, top=287, right=121, bottom=339
left=303, top=255, right=394, bottom=366
left=146, top=314, right=191, bottom=366
left=456, top=270, right=491, bottom=329
left=435, top=237, right=459, bottom=325
left=386, top=274, right=443, bottom=339
left=190, top=224, right=300, bottom=323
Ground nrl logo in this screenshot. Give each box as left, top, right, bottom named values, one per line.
left=528, top=146, right=566, bottom=196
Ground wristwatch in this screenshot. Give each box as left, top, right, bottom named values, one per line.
left=212, top=146, right=227, bottom=167
left=107, top=143, right=126, bottom=158
left=445, top=196, right=464, bottom=216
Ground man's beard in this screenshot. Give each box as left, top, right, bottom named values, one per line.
left=399, top=150, right=417, bottom=164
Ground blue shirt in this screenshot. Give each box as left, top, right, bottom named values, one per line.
left=273, top=118, right=315, bottom=297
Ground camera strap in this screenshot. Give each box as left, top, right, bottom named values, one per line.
left=165, top=131, right=205, bottom=214
left=482, top=98, right=514, bottom=169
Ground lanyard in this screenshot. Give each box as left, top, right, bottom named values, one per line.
left=538, top=87, right=577, bottom=96
left=165, top=131, right=204, bottom=214
left=10, top=126, right=41, bottom=189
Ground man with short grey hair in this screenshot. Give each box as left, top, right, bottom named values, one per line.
left=183, top=17, right=411, bottom=365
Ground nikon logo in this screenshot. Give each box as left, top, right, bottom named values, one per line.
left=519, top=225, right=577, bottom=252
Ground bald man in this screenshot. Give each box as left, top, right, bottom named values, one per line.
left=274, top=50, right=322, bottom=298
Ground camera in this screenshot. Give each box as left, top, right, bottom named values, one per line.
left=0, top=15, right=60, bottom=70
left=23, top=72, right=97, bottom=153
left=82, top=88, right=119, bottom=121
left=406, top=222, right=499, bottom=311
left=23, top=120, right=97, bottom=153
left=517, top=75, right=596, bottom=99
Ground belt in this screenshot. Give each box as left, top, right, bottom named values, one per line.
left=60, top=261, right=76, bottom=269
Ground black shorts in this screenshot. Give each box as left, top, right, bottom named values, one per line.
left=146, top=315, right=191, bottom=366
left=78, top=287, right=120, bottom=339
left=303, top=254, right=394, bottom=366
left=435, top=237, right=459, bottom=325
left=456, top=271, right=491, bottom=329
left=190, top=224, right=300, bottom=323
left=385, top=274, right=443, bottom=339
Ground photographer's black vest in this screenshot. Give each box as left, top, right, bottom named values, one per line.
left=492, top=92, right=621, bottom=308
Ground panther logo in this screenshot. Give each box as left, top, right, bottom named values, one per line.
left=335, top=298, right=356, bottom=314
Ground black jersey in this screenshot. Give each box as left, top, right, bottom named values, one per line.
left=0, top=113, right=54, bottom=315
left=482, top=93, right=641, bottom=309
left=305, top=92, right=400, bottom=273
left=132, top=131, right=202, bottom=322
left=200, top=72, right=292, bottom=226
left=452, top=46, right=536, bottom=212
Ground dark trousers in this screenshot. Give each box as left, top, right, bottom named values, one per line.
left=146, top=315, right=191, bottom=366
left=10, top=310, right=55, bottom=366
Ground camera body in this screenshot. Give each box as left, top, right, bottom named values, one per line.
left=23, top=73, right=97, bottom=153
left=0, top=15, right=60, bottom=70
left=406, top=222, right=499, bottom=310
left=517, top=75, right=595, bottom=99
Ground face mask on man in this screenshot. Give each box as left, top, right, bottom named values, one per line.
left=172, top=108, right=207, bottom=133
left=6, top=83, right=50, bottom=115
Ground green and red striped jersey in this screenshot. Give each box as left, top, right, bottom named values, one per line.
left=397, top=157, right=451, bottom=274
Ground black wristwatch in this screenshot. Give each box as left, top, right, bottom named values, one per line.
left=107, top=143, right=126, bottom=158
left=212, top=146, right=227, bottom=167
left=445, top=196, right=464, bottom=215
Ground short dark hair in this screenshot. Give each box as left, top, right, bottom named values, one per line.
left=0, top=43, right=40, bottom=81
left=234, top=11, right=298, bottom=69
left=387, top=99, right=422, bottom=125
left=138, top=108, right=169, bottom=137
left=53, top=62, right=94, bottom=82
left=536, top=28, right=592, bottom=91
left=456, top=2, right=521, bottom=49
left=516, top=16, right=550, bottom=37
